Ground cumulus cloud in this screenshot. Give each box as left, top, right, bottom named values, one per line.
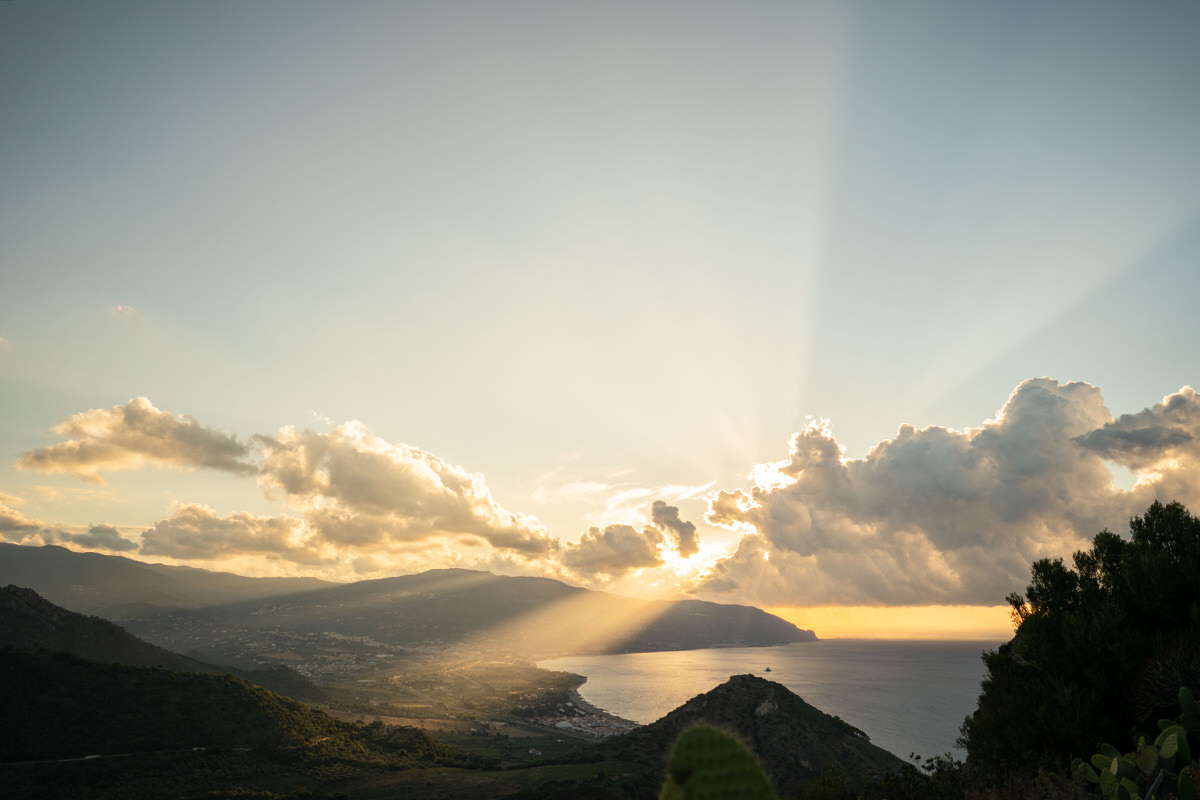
left=650, top=500, right=700, bottom=557
left=254, top=422, right=556, bottom=557
left=139, top=504, right=327, bottom=563
left=561, top=523, right=665, bottom=578
left=699, top=378, right=1198, bottom=607
left=16, top=397, right=256, bottom=482
left=1074, top=385, right=1200, bottom=510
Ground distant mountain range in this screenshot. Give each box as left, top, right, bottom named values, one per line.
left=0, top=545, right=815, bottom=660
left=172, top=568, right=816, bottom=655
left=0, top=543, right=332, bottom=617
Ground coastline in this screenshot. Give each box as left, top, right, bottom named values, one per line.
left=568, top=683, right=641, bottom=728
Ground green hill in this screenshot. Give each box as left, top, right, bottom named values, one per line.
left=0, top=648, right=478, bottom=799
left=0, top=584, right=327, bottom=702
left=0, top=648, right=348, bottom=762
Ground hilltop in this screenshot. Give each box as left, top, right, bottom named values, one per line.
left=595, top=674, right=907, bottom=798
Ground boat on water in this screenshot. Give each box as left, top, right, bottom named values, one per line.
left=764, top=667, right=771, bottom=672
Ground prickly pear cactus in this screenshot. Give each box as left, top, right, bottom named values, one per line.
left=1076, top=687, right=1200, bottom=800
left=659, top=724, right=778, bottom=800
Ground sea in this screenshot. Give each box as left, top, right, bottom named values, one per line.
left=539, top=638, right=1002, bottom=762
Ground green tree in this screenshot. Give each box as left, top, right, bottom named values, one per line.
left=960, top=501, right=1200, bottom=778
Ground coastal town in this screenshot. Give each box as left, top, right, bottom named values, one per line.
left=122, top=614, right=640, bottom=741
left=120, top=613, right=641, bottom=740
left=522, top=692, right=640, bottom=740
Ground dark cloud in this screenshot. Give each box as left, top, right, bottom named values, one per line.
left=255, top=422, right=556, bottom=557
left=561, top=523, right=665, bottom=577
left=16, top=397, right=256, bottom=483
left=650, top=500, right=700, bottom=557
left=699, top=379, right=1198, bottom=606
left=68, top=524, right=138, bottom=552
left=0, top=502, right=136, bottom=553
left=1076, top=386, right=1200, bottom=468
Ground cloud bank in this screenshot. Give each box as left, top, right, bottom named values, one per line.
left=0, top=497, right=137, bottom=553
left=699, top=379, right=1200, bottom=606
left=16, top=401, right=563, bottom=577
left=13, top=381, right=1200, bottom=602
left=139, top=504, right=325, bottom=564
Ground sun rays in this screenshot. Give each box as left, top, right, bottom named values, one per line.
left=460, top=585, right=674, bottom=659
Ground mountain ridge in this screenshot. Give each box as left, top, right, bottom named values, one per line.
left=0, top=543, right=333, bottom=616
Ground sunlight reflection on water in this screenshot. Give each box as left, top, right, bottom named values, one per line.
left=540, top=639, right=1000, bottom=761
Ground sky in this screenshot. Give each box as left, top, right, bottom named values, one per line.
left=2, top=2, right=1199, bottom=638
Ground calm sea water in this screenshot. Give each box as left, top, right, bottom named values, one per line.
left=540, top=639, right=1000, bottom=762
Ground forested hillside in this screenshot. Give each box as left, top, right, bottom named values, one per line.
left=961, top=500, right=1200, bottom=779
left=0, top=648, right=480, bottom=799
left=0, top=585, right=326, bottom=702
